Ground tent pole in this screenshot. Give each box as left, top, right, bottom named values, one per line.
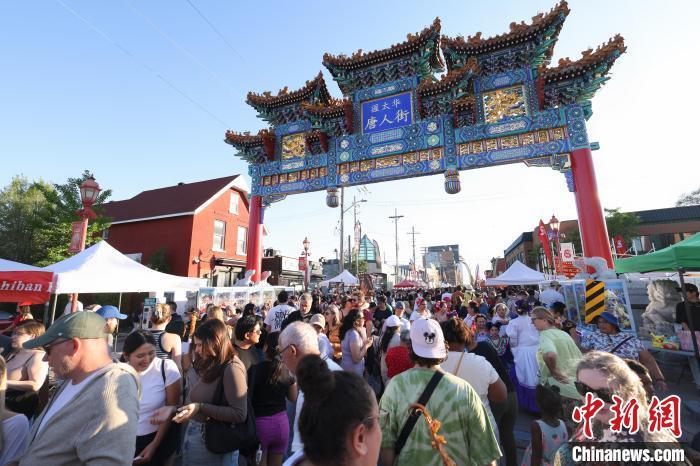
left=43, top=296, right=51, bottom=325
left=114, top=292, right=122, bottom=352
left=49, top=294, right=58, bottom=327
left=678, top=268, right=700, bottom=364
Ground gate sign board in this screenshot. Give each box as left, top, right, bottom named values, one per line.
left=361, top=92, right=413, bottom=134
left=225, top=2, right=626, bottom=212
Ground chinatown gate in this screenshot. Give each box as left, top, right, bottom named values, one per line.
left=225, top=1, right=626, bottom=282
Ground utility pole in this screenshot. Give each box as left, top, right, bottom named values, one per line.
left=388, top=209, right=404, bottom=284
left=407, top=226, right=421, bottom=279
left=354, top=196, right=361, bottom=277
left=339, top=187, right=344, bottom=273
left=348, top=235, right=352, bottom=273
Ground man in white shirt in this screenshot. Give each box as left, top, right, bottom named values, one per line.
left=264, top=290, right=296, bottom=333
left=279, top=322, right=342, bottom=454
left=539, top=280, right=565, bottom=309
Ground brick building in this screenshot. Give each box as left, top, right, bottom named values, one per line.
left=503, top=232, right=534, bottom=268
left=501, top=206, right=700, bottom=272
left=103, top=175, right=250, bottom=286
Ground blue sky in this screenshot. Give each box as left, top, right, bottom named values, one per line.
left=2, top=1, right=698, bottom=274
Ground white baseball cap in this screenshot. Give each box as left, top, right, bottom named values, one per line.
left=385, top=315, right=402, bottom=328
left=409, top=318, right=446, bottom=359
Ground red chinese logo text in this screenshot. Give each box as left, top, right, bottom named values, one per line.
left=648, top=395, right=681, bottom=438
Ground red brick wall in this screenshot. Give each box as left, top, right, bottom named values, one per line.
left=190, top=188, right=250, bottom=277
left=106, top=215, right=195, bottom=276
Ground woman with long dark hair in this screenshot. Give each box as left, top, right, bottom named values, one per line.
left=323, top=305, right=342, bottom=362
left=250, top=332, right=297, bottom=466
left=378, top=316, right=401, bottom=386
left=173, top=318, right=248, bottom=465
left=283, top=355, right=380, bottom=466
left=123, top=330, right=181, bottom=466
left=339, top=310, right=373, bottom=376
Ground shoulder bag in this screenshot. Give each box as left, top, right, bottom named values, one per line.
left=204, top=363, right=259, bottom=455
left=394, top=370, right=444, bottom=456
left=608, top=335, right=634, bottom=356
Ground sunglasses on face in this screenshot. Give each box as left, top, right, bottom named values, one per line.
left=43, top=339, right=70, bottom=356
left=574, top=380, right=614, bottom=403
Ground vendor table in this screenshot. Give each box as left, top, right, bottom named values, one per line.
left=643, top=340, right=700, bottom=389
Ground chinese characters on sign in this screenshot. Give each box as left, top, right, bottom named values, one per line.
left=573, top=393, right=681, bottom=439
left=361, top=92, right=413, bottom=134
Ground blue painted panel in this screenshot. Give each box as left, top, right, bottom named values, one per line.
left=456, top=109, right=564, bottom=143
left=361, top=91, right=413, bottom=134
left=458, top=139, right=571, bottom=169
left=275, top=120, right=312, bottom=136
left=354, top=77, right=418, bottom=102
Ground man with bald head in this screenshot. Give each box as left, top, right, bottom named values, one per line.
left=16, top=311, right=140, bottom=465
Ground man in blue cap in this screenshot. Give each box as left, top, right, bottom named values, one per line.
left=97, top=305, right=127, bottom=351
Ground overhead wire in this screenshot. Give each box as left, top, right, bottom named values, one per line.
left=54, top=0, right=231, bottom=129
left=121, top=0, right=241, bottom=99
left=183, top=0, right=247, bottom=64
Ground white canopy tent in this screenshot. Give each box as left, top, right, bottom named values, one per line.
left=0, top=258, right=43, bottom=272
left=44, top=241, right=205, bottom=294
left=485, top=260, right=546, bottom=286
left=319, top=270, right=359, bottom=287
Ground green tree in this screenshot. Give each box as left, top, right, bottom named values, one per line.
left=148, top=247, right=170, bottom=273
left=0, top=176, right=53, bottom=263
left=35, top=170, right=112, bottom=266
left=344, top=259, right=368, bottom=274
left=676, top=187, right=700, bottom=207
left=604, top=207, right=640, bottom=246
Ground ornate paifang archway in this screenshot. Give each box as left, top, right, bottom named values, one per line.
left=225, top=1, right=625, bottom=281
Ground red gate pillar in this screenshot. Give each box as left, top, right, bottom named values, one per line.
left=571, top=147, right=614, bottom=268
left=246, top=195, right=263, bottom=282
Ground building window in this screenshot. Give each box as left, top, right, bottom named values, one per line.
left=229, top=192, right=239, bottom=215
left=102, top=229, right=109, bottom=240
left=237, top=226, right=247, bottom=255
left=213, top=220, right=226, bottom=251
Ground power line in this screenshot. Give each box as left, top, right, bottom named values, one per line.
left=54, top=0, right=231, bottom=128
left=122, top=0, right=240, bottom=98
left=184, top=0, right=246, bottom=63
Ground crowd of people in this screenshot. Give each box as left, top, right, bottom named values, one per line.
left=0, top=283, right=693, bottom=465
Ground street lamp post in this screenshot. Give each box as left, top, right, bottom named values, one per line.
left=549, top=214, right=560, bottom=276
left=70, top=175, right=101, bottom=312
left=303, top=237, right=310, bottom=291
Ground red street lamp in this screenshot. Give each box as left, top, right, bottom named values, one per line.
left=549, top=214, right=560, bottom=233
left=549, top=214, right=561, bottom=275
left=69, top=175, right=101, bottom=312
left=302, top=237, right=310, bottom=291
left=79, top=175, right=102, bottom=208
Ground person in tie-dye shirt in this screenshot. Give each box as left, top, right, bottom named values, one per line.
left=378, top=318, right=501, bottom=466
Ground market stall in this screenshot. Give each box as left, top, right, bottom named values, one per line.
left=318, top=270, right=359, bottom=288
left=0, top=258, right=54, bottom=304
left=615, top=233, right=700, bottom=367
left=485, top=260, right=546, bottom=286
left=44, top=241, right=204, bottom=321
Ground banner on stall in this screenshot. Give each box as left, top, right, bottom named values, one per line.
left=0, top=271, right=53, bottom=304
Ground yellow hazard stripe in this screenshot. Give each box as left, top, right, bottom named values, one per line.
left=585, top=280, right=607, bottom=323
